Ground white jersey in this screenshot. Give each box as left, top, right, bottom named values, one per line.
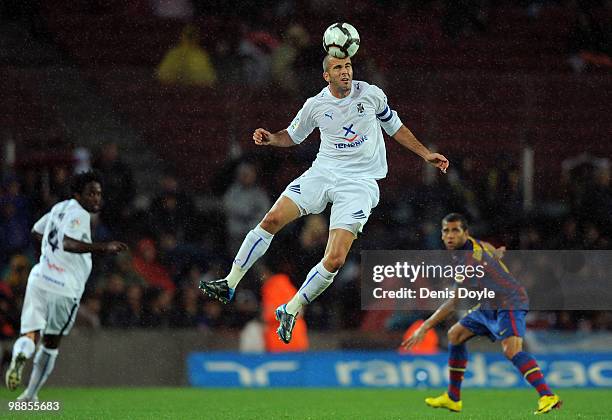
left=287, top=80, right=403, bottom=180
left=29, top=199, right=93, bottom=300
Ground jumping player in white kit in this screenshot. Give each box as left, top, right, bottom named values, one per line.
left=200, top=55, right=449, bottom=343
left=5, top=170, right=127, bottom=401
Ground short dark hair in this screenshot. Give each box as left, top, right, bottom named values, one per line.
left=442, top=212, right=469, bottom=230
left=71, top=170, right=103, bottom=195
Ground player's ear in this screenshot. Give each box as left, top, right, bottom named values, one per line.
left=323, top=71, right=330, bottom=82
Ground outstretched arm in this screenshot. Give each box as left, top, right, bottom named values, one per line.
left=401, top=295, right=457, bottom=349
left=253, top=128, right=296, bottom=148
left=392, top=125, right=449, bottom=173
left=63, top=236, right=128, bottom=255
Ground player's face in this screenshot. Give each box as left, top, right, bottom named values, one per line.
left=324, top=56, right=353, bottom=94
left=441, top=221, right=469, bottom=250
left=76, top=181, right=103, bottom=213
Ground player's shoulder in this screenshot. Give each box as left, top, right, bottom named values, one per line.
left=301, top=90, right=327, bottom=112
left=465, top=237, right=478, bottom=250
left=311, top=86, right=330, bottom=102
left=65, top=199, right=90, bottom=219
left=359, top=81, right=386, bottom=99
left=49, top=198, right=69, bottom=211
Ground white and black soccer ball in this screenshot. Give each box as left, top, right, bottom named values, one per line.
left=322, top=22, right=360, bottom=59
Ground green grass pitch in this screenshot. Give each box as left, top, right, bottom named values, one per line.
left=0, top=388, right=609, bottom=419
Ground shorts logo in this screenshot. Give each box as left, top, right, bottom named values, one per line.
left=324, top=112, right=333, bottom=120
left=351, top=210, right=367, bottom=220
left=288, top=184, right=301, bottom=194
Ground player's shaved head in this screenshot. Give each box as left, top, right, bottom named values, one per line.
left=323, top=55, right=331, bottom=72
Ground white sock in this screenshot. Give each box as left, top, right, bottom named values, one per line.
left=12, top=336, right=36, bottom=359
left=226, top=224, right=274, bottom=289
left=286, top=261, right=337, bottom=315
left=24, top=346, right=58, bottom=399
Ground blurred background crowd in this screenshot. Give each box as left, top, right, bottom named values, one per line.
left=0, top=0, right=611, bottom=348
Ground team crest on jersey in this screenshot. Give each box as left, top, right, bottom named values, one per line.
left=356, top=103, right=364, bottom=114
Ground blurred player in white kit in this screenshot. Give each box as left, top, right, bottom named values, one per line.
left=5, top=170, right=127, bottom=401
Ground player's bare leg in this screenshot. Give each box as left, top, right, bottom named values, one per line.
left=18, top=334, right=62, bottom=402
left=199, top=196, right=301, bottom=303
left=277, top=228, right=355, bottom=343
left=502, top=336, right=561, bottom=414
left=5, top=332, right=38, bottom=391
left=426, top=323, right=474, bottom=412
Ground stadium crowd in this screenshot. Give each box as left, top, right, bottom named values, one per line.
left=1, top=144, right=610, bottom=341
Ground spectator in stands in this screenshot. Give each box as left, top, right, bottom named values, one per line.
left=563, top=156, right=611, bottom=226
left=225, top=289, right=260, bottom=329
left=0, top=177, right=32, bottom=262
left=93, top=141, right=134, bottom=233
left=238, top=25, right=279, bottom=87
left=271, top=24, right=310, bottom=95
left=296, top=215, right=328, bottom=290
left=520, top=226, right=544, bottom=249
left=49, top=166, right=71, bottom=203
left=483, top=162, right=523, bottom=231
left=1, top=255, right=31, bottom=291
left=114, top=251, right=146, bottom=286
left=201, top=300, right=223, bottom=329
left=550, top=218, right=582, bottom=249
left=132, top=238, right=176, bottom=291
left=223, top=162, right=270, bottom=254
left=76, top=294, right=102, bottom=329
left=157, top=24, right=217, bottom=87
left=170, top=285, right=202, bottom=327
left=142, top=289, right=175, bottom=328
left=100, top=273, right=129, bottom=327
left=583, top=222, right=609, bottom=249
left=150, top=173, right=195, bottom=242
left=124, top=284, right=146, bottom=328
left=0, top=281, right=18, bottom=341
left=20, top=169, right=44, bottom=219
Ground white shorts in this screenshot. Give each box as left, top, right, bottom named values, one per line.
left=20, top=282, right=79, bottom=336
left=281, top=166, right=380, bottom=236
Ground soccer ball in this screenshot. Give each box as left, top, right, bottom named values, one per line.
left=322, top=23, right=360, bottom=59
